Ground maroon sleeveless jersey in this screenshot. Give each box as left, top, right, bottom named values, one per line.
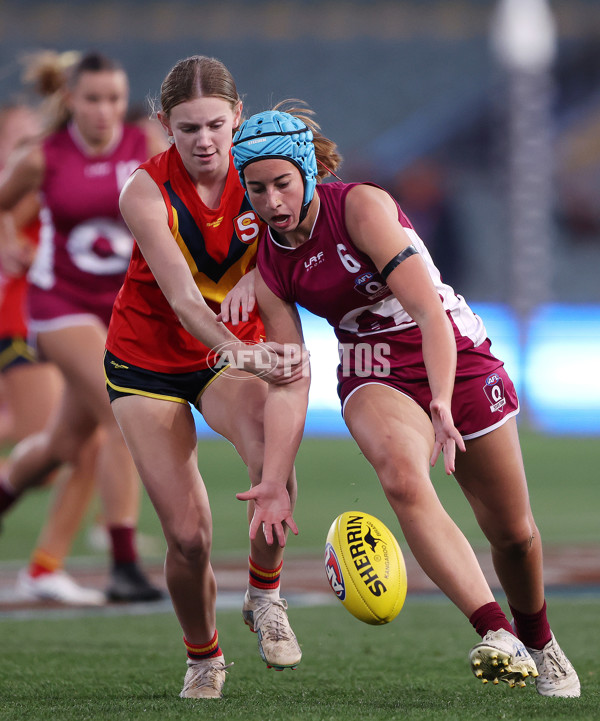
left=257, top=181, right=486, bottom=346
left=257, top=182, right=517, bottom=439
left=27, top=123, right=147, bottom=329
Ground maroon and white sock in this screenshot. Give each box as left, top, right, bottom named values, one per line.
left=469, top=601, right=514, bottom=638
left=509, top=600, right=552, bottom=650
left=108, top=525, right=137, bottom=565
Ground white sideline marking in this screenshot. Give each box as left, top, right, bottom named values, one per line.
left=0, top=591, right=337, bottom=622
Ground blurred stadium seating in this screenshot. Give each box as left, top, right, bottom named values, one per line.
left=1, top=0, right=598, bottom=433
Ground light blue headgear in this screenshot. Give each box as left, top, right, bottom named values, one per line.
left=232, top=110, right=318, bottom=215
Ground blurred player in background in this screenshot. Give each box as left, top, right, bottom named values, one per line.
left=0, top=102, right=61, bottom=446
left=228, top=104, right=580, bottom=698
left=0, top=100, right=103, bottom=605
left=0, top=50, right=166, bottom=603
left=105, top=55, right=303, bottom=700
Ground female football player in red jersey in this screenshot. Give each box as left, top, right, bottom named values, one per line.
left=0, top=102, right=63, bottom=445
left=105, top=56, right=305, bottom=699
left=228, top=104, right=580, bottom=698
left=0, top=51, right=165, bottom=603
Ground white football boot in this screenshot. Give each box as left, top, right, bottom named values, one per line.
left=16, top=569, right=105, bottom=606
left=469, top=629, right=538, bottom=687
left=526, top=633, right=580, bottom=697
left=179, top=657, right=233, bottom=699
left=242, top=591, right=302, bottom=669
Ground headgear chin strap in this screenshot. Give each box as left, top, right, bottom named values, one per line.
left=232, top=110, right=318, bottom=223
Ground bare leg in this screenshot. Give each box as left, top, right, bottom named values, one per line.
left=200, top=369, right=297, bottom=570
left=1, top=324, right=157, bottom=599
left=2, top=362, right=63, bottom=442
left=6, top=384, right=96, bottom=494
left=33, top=431, right=101, bottom=563
left=36, top=325, right=140, bottom=527
left=344, top=384, right=495, bottom=618
left=454, top=418, right=544, bottom=614
left=112, top=394, right=215, bottom=641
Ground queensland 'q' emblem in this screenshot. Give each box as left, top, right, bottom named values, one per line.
left=483, top=373, right=506, bottom=412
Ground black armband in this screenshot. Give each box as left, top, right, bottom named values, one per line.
left=380, top=244, right=418, bottom=282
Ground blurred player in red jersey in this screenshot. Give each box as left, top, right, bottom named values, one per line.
left=228, top=104, right=580, bottom=698
left=0, top=51, right=166, bottom=603
left=105, top=56, right=305, bottom=699
left=0, top=102, right=61, bottom=444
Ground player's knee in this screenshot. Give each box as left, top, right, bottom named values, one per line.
left=491, top=523, right=538, bottom=559
left=50, top=433, right=86, bottom=464
left=377, top=459, right=423, bottom=509
left=169, top=525, right=212, bottom=565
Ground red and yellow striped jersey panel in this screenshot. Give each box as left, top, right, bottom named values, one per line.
left=106, top=146, right=264, bottom=373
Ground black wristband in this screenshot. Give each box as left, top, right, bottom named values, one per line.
left=380, top=244, right=418, bottom=282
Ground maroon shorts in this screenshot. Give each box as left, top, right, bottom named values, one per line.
left=336, top=326, right=519, bottom=440
left=27, top=284, right=114, bottom=340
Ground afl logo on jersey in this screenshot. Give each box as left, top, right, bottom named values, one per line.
left=354, top=272, right=389, bottom=300
left=234, top=211, right=260, bottom=244
left=483, top=373, right=506, bottom=413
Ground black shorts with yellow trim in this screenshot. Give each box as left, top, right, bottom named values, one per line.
left=0, top=336, right=37, bottom=373
left=104, top=350, right=226, bottom=409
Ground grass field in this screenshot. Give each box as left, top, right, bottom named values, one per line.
left=1, top=431, right=599, bottom=719
left=0, top=433, right=600, bottom=562
left=1, top=430, right=598, bottom=561
left=1, top=600, right=598, bottom=720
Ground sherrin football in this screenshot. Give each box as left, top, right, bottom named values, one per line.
left=325, top=511, right=407, bottom=625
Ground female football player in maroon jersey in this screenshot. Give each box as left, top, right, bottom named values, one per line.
left=0, top=98, right=104, bottom=606
left=0, top=51, right=165, bottom=603
left=105, top=56, right=305, bottom=699
left=228, top=104, right=580, bottom=698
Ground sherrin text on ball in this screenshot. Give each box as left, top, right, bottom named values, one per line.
left=325, top=511, right=407, bottom=625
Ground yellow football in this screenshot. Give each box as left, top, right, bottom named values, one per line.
left=324, top=511, right=407, bottom=625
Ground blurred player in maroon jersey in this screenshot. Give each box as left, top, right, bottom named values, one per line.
left=0, top=51, right=166, bottom=603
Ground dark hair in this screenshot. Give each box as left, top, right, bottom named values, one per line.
left=21, top=50, right=126, bottom=133
left=70, top=52, right=123, bottom=85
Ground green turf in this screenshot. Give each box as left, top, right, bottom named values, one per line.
left=1, top=431, right=598, bottom=563
left=1, top=433, right=598, bottom=720
left=0, top=598, right=597, bottom=721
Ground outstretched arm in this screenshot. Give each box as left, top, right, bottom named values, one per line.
left=235, top=271, right=310, bottom=546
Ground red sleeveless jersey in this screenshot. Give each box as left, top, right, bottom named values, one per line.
left=0, top=219, right=40, bottom=338
left=106, top=145, right=264, bottom=373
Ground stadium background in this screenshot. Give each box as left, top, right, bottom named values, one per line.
left=0, top=4, right=599, bottom=716
left=4, top=0, right=598, bottom=436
